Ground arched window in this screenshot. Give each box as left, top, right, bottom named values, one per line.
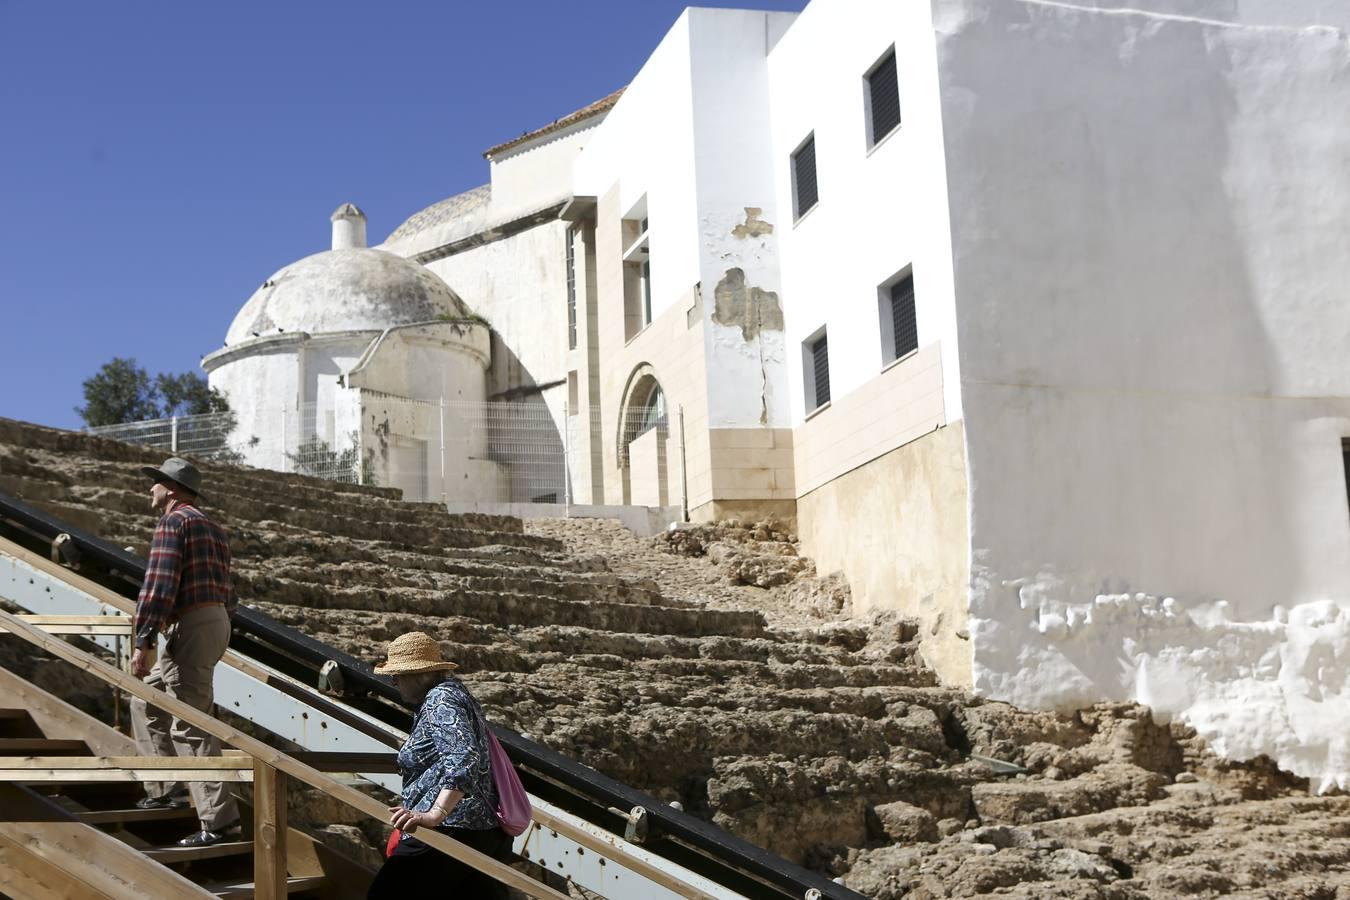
left=638, top=384, right=666, bottom=435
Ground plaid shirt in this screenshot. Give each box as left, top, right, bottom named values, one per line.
left=134, top=501, right=236, bottom=649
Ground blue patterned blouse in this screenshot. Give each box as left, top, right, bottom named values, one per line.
left=397, top=677, right=500, bottom=833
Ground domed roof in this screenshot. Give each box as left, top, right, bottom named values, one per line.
left=225, top=248, right=471, bottom=346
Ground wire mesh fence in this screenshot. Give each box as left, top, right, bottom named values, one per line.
left=88, top=413, right=253, bottom=465
left=86, top=394, right=683, bottom=508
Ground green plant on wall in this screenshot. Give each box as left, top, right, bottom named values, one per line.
left=287, top=431, right=373, bottom=485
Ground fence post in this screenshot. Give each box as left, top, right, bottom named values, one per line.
left=679, top=405, right=689, bottom=523
left=170, top=417, right=179, bottom=453
left=439, top=396, right=447, bottom=506
left=564, top=402, right=572, bottom=511
left=253, top=759, right=288, bottom=900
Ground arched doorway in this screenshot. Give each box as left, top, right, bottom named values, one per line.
left=617, top=366, right=671, bottom=507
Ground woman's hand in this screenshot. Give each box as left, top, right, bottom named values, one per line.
left=387, top=803, right=446, bottom=834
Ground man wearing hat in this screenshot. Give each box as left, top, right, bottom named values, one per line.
left=128, top=457, right=241, bottom=847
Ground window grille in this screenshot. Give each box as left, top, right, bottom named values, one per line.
left=792, top=135, right=818, bottom=219
left=867, top=48, right=901, bottom=146
left=810, top=333, right=830, bottom=409
left=890, top=274, right=917, bottom=360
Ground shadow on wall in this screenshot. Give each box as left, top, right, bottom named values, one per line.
left=938, top=1, right=1295, bottom=622
left=486, top=331, right=568, bottom=503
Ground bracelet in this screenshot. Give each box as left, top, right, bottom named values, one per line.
left=429, top=804, right=447, bottom=820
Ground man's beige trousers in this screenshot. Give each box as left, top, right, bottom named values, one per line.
left=129, top=604, right=239, bottom=831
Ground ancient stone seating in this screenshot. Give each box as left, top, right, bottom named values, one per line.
left=3, top=416, right=1348, bottom=898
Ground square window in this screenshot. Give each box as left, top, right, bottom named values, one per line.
left=879, top=270, right=917, bottom=365
left=791, top=134, right=819, bottom=220
left=865, top=47, right=901, bottom=148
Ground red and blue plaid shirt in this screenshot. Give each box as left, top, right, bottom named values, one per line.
left=134, top=501, right=236, bottom=649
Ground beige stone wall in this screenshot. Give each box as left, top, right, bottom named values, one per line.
left=793, top=343, right=945, bottom=496
left=797, top=421, right=972, bottom=687
left=589, top=185, right=712, bottom=509
left=629, top=426, right=669, bottom=507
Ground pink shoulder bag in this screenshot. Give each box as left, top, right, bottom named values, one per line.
left=487, top=730, right=533, bottom=836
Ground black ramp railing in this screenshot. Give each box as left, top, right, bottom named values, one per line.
left=0, top=489, right=866, bottom=900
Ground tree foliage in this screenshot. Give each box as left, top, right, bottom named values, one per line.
left=76, top=358, right=231, bottom=427
left=156, top=371, right=230, bottom=418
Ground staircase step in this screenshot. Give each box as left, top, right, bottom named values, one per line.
left=204, top=875, right=327, bottom=899
left=144, top=839, right=254, bottom=863
left=0, top=737, right=88, bottom=754
left=76, top=805, right=197, bottom=824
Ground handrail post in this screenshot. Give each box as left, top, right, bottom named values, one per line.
left=254, top=758, right=288, bottom=900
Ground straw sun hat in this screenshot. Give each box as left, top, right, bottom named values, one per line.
left=373, top=632, right=459, bottom=675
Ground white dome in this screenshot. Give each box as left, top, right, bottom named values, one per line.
left=225, top=248, right=471, bottom=346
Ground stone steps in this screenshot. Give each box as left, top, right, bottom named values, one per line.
left=0, top=417, right=404, bottom=500
left=247, top=579, right=765, bottom=638
left=28, top=496, right=558, bottom=556
left=53, top=459, right=513, bottom=532
left=236, top=559, right=666, bottom=607
left=12, top=415, right=1181, bottom=880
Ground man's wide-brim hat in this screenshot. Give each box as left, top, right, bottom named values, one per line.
left=141, top=457, right=203, bottom=499
left=374, top=631, right=458, bottom=675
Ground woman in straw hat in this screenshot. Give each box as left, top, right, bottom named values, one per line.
left=367, top=632, right=512, bottom=899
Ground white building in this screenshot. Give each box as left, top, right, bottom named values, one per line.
left=203, top=205, right=499, bottom=502
left=205, top=0, right=1350, bottom=789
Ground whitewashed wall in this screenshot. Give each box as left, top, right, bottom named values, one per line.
left=768, top=0, right=962, bottom=424
left=937, top=0, right=1350, bottom=789
left=382, top=122, right=599, bottom=455
left=689, top=9, right=797, bottom=429
left=207, top=339, right=302, bottom=470
left=574, top=13, right=703, bottom=328
left=1063, top=0, right=1350, bottom=29
left=490, top=126, right=598, bottom=221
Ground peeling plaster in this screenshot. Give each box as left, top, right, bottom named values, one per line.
left=731, top=206, right=775, bottom=239
left=711, top=267, right=784, bottom=341
left=712, top=267, right=785, bottom=425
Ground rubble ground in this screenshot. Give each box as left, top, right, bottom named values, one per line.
left=1, top=418, right=1347, bottom=898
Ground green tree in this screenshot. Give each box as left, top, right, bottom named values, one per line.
left=155, top=371, right=231, bottom=417
left=75, top=358, right=161, bottom=427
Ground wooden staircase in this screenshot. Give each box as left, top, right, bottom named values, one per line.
left=0, top=667, right=370, bottom=900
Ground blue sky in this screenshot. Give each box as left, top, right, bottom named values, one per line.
left=0, top=0, right=803, bottom=430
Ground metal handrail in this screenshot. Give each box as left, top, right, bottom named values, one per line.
left=0, top=533, right=731, bottom=899
left=0, top=606, right=571, bottom=900
left=0, top=489, right=866, bottom=900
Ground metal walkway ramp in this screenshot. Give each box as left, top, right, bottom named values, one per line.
left=0, top=490, right=864, bottom=900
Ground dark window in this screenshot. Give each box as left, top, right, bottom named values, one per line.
left=641, top=260, right=653, bottom=326
left=890, top=275, right=917, bottom=360
left=1343, top=440, right=1350, bottom=517
left=565, top=229, right=577, bottom=349
left=792, top=135, right=818, bottom=219
left=810, top=333, right=830, bottom=408
left=867, top=48, right=901, bottom=146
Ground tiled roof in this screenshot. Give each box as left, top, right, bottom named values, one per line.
left=384, top=184, right=492, bottom=244
left=483, top=87, right=625, bottom=159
